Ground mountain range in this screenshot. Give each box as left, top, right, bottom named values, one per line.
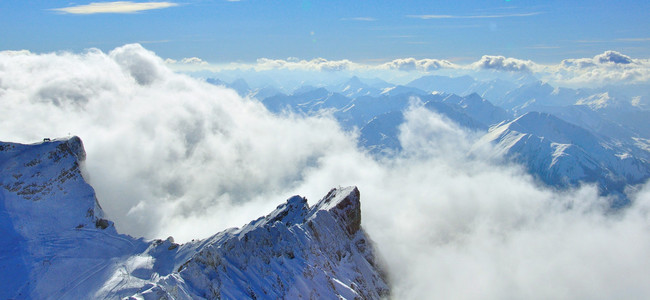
left=208, top=75, right=650, bottom=204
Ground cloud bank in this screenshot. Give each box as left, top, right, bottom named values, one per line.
left=168, top=50, right=650, bottom=88
left=52, top=1, right=178, bottom=14
left=550, top=50, right=650, bottom=85
left=472, top=55, right=535, bottom=73
left=380, top=58, right=458, bottom=71
left=1, top=45, right=650, bottom=299
left=254, top=57, right=357, bottom=71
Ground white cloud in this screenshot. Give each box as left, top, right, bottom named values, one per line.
left=472, top=55, right=535, bottom=73
left=380, top=57, right=457, bottom=71
left=52, top=1, right=178, bottom=14
left=255, top=57, right=356, bottom=71
left=561, top=50, right=635, bottom=68
left=595, top=50, right=634, bottom=64
left=2, top=44, right=650, bottom=299
left=552, top=50, right=650, bottom=86
left=180, top=57, right=208, bottom=65
left=408, top=12, right=542, bottom=19
left=158, top=48, right=650, bottom=88
left=617, top=37, right=650, bottom=42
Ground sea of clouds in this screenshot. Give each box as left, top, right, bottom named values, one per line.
left=1, top=44, right=650, bottom=299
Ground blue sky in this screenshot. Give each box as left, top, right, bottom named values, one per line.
left=1, top=0, right=649, bottom=63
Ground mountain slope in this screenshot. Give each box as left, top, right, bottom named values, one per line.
left=332, top=76, right=382, bottom=98
left=476, top=112, right=650, bottom=204
left=0, top=137, right=145, bottom=299
left=0, top=137, right=389, bottom=299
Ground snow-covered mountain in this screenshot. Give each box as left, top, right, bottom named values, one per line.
left=406, top=75, right=477, bottom=95
left=254, top=78, right=649, bottom=203
left=359, top=111, right=405, bottom=155
left=475, top=112, right=650, bottom=205
left=357, top=93, right=509, bottom=154
left=0, top=137, right=389, bottom=299
left=332, top=76, right=382, bottom=98
left=497, top=81, right=586, bottom=114
left=439, top=93, right=511, bottom=127
left=405, top=75, right=520, bottom=104
left=262, top=88, right=351, bottom=115
left=206, top=78, right=282, bottom=100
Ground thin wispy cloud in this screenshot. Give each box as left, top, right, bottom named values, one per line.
left=52, top=1, right=178, bottom=14
left=617, top=37, right=650, bottom=42
left=408, top=12, right=541, bottom=19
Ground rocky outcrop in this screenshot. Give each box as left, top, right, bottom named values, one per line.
left=131, top=186, right=389, bottom=299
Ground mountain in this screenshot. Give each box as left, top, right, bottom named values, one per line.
left=440, top=93, right=511, bottom=127
left=519, top=104, right=650, bottom=161
left=406, top=75, right=477, bottom=95
left=206, top=78, right=281, bottom=99
left=0, top=137, right=389, bottom=299
left=336, top=93, right=417, bottom=129
left=262, top=88, right=351, bottom=115
left=356, top=93, right=509, bottom=154
left=378, top=85, right=428, bottom=97
left=359, top=111, right=405, bottom=155
left=475, top=112, right=650, bottom=205
left=466, top=78, right=519, bottom=104
left=497, top=81, right=585, bottom=114
left=249, top=85, right=282, bottom=100
left=229, top=78, right=252, bottom=97
left=405, top=75, right=518, bottom=104
left=331, top=76, right=382, bottom=98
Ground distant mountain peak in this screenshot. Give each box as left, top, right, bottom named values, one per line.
left=347, top=75, right=362, bottom=83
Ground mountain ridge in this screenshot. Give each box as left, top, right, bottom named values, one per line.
left=0, top=137, right=389, bottom=299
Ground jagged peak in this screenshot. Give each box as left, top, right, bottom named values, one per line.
left=242, top=186, right=362, bottom=236
left=265, top=195, right=309, bottom=226
left=309, top=186, right=362, bottom=235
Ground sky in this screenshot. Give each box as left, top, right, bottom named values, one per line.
left=1, top=0, right=649, bottom=64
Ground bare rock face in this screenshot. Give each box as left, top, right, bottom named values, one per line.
left=0, top=137, right=389, bottom=299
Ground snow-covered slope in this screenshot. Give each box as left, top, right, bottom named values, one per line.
left=359, top=111, right=405, bottom=155
left=440, top=93, right=511, bottom=127
left=497, top=81, right=585, bottom=114
left=262, top=88, right=351, bottom=115
left=0, top=137, right=146, bottom=299
left=0, top=137, right=389, bottom=299
left=476, top=112, right=650, bottom=204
